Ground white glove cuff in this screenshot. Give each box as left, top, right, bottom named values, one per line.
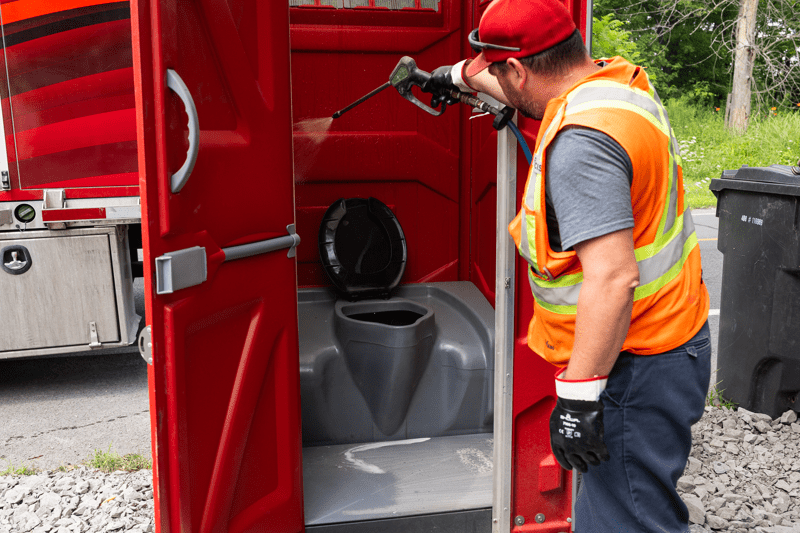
left=554, top=368, right=608, bottom=402
left=451, top=60, right=475, bottom=92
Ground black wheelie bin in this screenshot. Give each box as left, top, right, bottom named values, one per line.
left=710, top=163, right=800, bottom=419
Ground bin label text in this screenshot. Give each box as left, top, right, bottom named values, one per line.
left=741, top=215, right=763, bottom=226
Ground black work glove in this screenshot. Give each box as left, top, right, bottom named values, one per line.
left=423, top=61, right=471, bottom=102
left=549, top=396, right=609, bottom=473
left=426, top=65, right=456, bottom=94
left=422, top=66, right=458, bottom=109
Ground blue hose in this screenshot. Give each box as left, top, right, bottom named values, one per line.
left=506, top=120, right=533, bottom=165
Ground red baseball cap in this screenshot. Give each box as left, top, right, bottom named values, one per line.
left=466, top=0, right=578, bottom=78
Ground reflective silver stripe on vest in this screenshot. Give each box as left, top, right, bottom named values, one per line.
left=637, top=210, right=695, bottom=286
left=530, top=209, right=696, bottom=308
left=519, top=192, right=535, bottom=264
left=518, top=180, right=534, bottom=265
left=651, top=87, right=680, bottom=236
left=519, top=106, right=566, bottom=275
left=664, top=133, right=680, bottom=236
left=528, top=268, right=582, bottom=308
left=523, top=107, right=565, bottom=211
left=566, top=86, right=663, bottom=126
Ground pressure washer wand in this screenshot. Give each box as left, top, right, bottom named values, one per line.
left=332, top=57, right=446, bottom=120
left=332, top=82, right=391, bottom=119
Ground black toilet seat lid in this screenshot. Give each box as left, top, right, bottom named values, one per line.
left=318, top=197, right=406, bottom=300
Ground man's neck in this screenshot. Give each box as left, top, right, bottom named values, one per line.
left=554, top=60, right=603, bottom=97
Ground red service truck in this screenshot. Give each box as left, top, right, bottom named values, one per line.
left=0, top=0, right=141, bottom=359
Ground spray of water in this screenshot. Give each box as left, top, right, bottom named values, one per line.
left=293, top=117, right=334, bottom=182
left=296, top=117, right=333, bottom=144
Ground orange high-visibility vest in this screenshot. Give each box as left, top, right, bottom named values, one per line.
left=509, top=56, right=709, bottom=365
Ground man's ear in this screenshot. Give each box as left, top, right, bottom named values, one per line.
left=506, top=58, right=528, bottom=90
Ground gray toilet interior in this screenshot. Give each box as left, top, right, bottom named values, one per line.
left=299, top=281, right=494, bottom=445
left=298, top=281, right=495, bottom=526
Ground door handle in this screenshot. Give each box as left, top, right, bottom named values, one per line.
left=166, top=69, right=199, bottom=194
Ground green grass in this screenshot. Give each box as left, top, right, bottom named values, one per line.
left=665, top=99, right=800, bottom=209
left=86, top=446, right=152, bottom=473
left=0, top=447, right=151, bottom=477
left=0, top=463, right=37, bottom=476
left=706, top=380, right=737, bottom=410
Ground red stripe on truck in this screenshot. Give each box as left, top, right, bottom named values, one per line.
left=41, top=207, right=106, bottom=222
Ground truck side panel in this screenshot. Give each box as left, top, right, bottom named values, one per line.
left=0, top=1, right=137, bottom=192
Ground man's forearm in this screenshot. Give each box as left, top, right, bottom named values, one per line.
left=565, top=228, right=639, bottom=381
left=566, top=276, right=634, bottom=380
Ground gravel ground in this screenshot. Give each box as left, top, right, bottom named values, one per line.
left=682, top=406, right=800, bottom=533
left=0, top=469, right=153, bottom=533
left=0, top=406, right=798, bottom=533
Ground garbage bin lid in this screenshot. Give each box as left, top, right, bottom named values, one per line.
left=711, top=165, right=800, bottom=195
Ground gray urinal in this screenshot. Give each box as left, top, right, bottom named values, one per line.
left=334, top=298, right=435, bottom=436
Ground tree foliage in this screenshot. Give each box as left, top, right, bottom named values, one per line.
left=592, top=14, right=644, bottom=64
left=593, top=13, right=664, bottom=83
left=592, top=0, right=800, bottom=110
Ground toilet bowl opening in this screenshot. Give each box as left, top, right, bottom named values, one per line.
left=338, top=300, right=431, bottom=327
left=348, top=309, right=424, bottom=326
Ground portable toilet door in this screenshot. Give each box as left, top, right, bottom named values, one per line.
left=132, top=1, right=304, bottom=532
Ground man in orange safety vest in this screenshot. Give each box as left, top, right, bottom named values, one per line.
left=429, top=0, right=711, bottom=530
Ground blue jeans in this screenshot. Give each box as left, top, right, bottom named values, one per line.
left=576, top=322, right=711, bottom=533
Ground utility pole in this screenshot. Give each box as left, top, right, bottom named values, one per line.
left=728, top=0, right=759, bottom=132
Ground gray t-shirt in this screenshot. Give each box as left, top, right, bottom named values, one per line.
left=544, top=127, right=634, bottom=252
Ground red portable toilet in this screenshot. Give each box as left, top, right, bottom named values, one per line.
left=133, top=1, right=592, bottom=531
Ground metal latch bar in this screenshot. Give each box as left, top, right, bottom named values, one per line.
left=1, top=171, right=9, bottom=191
left=222, top=225, right=301, bottom=262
